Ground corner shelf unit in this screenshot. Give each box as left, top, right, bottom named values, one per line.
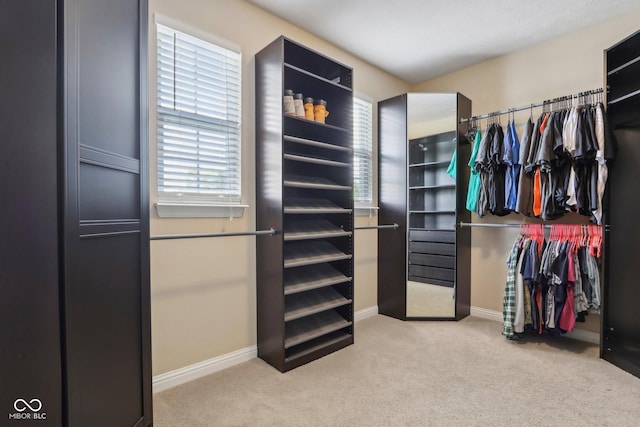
left=378, top=93, right=472, bottom=321
left=606, top=31, right=640, bottom=129
left=255, top=36, right=354, bottom=372
left=603, top=28, right=640, bottom=379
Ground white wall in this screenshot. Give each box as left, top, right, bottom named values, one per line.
left=412, top=10, right=640, bottom=332
left=149, top=0, right=410, bottom=376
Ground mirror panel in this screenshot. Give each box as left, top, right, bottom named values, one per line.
left=406, top=93, right=457, bottom=318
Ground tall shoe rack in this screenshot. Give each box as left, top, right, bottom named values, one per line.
left=255, top=36, right=354, bottom=372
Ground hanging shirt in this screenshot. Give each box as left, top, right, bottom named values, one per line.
left=515, top=118, right=534, bottom=216
left=475, top=125, right=495, bottom=217
left=592, top=103, right=608, bottom=225
left=563, top=107, right=579, bottom=208
left=506, top=120, right=520, bottom=211
left=446, top=149, right=457, bottom=179
left=466, top=130, right=482, bottom=213
left=503, top=234, right=524, bottom=338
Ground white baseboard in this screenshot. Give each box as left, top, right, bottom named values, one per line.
left=469, top=306, right=600, bottom=345
left=153, top=305, right=380, bottom=393
left=469, top=306, right=503, bottom=322
left=354, top=305, right=379, bottom=322
left=153, top=345, right=257, bottom=393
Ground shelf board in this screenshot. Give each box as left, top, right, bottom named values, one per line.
left=409, top=227, right=456, bottom=232
left=284, top=264, right=352, bottom=295
left=285, top=287, right=352, bottom=322
left=284, top=220, right=352, bottom=241
left=284, top=62, right=352, bottom=92
left=408, top=160, right=450, bottom=168
left=409, top=210, right=456, bottom=214
left=284, top=310, right=352, bottom=349
left=284, top=134, right=351, bottom=152
left=409, top=184, right=456, bottom=190
left=608, top=88, right=640, bottom=105
left=284, top=114, right=350, bottom=133
left=284, top=198, right=352, bottom=214
left=284, top=241, right=352, bottom=268
left=284, top=175, right=351, bottom=191
left=284, top=331, right=352, bottom=364
left=284, top=198, right=351, bottom=214
left=284, top=153, right=350, bottom=168
left=608, top=55, right=640, bottom=75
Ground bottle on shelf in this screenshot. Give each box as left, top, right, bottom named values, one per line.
left=314, top=99, right=329, bottom=124
left=294, top=93, right=305, bottom=118
left=284, top=89, right=295, bottom=115
left=304, top=97, right=315, bottom=120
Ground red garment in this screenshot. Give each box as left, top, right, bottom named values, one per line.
left=533, top=168, right=542, bottom=217
left=559, top=249, right=576, bottom=332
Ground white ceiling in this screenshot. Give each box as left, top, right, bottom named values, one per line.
left=247, top=0, right=640, bottom=84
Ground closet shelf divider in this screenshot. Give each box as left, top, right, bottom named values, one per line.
left=285, top=287, right=352, bottom=322
left=284, top=310, right=352, bottom=349
left=284, top=134, right=351, bottom=152
left=284, top=153, right=350, bottom=168
left=283, top=62, right=352, bottom=91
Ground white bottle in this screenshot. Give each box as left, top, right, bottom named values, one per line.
left=294, top=93, right=305, bottom=117
left=283, top=89, right=295, bottom=115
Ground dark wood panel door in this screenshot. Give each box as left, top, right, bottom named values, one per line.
left=0, top=1, right=63, bottom=425
left=62, top=0, right=151, bottom=425
left=378, top=95, right=408, bottom=320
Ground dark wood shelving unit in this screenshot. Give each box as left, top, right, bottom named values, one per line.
left=256, top=36, right=354, bottom=372
left=603, top=28, right=640, bottom=380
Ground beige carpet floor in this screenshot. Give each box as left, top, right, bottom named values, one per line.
left=154, top=315, right=640, bottom=426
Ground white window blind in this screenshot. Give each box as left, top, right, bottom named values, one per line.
left=156, top=24, right=242, bottom=204
left=353, top=97, right=373, bottom=205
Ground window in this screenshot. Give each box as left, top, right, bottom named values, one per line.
left=156, top=24, right=242, bottom=214
left=353, top=97, right=373, bottom=207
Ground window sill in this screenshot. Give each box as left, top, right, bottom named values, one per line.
left=155, top=202, right=248, bottom=218
left=354, top=206, right=380, bottom=217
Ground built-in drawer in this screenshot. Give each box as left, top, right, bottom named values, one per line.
left=408, top=276, right=454, bottom=288
left=409, top=229, right=455, bottom=243
left=409, top=241, right=455, bottom=256
left=409, top=253, right=455, bottom=269
left=409, top=265, right=455, bottom=282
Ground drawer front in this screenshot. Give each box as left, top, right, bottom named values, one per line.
left=410, top=241, right=455, bottom=256
left=408, top=276, right=454, bottom=288
left=409, top=265, right=455, bottom=282
left=409, top=253, right=455, bottom=269
left=409, top=229, right=455, bottom=243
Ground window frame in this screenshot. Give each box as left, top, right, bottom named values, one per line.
left=353, top=96, right=376, bottom=215
left=153, top=15, right=245, bottom=218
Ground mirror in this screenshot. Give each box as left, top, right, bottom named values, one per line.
left=406, top=93, right=458, bottom=318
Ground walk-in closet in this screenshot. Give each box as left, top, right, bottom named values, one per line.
left=3, top=1, right=640, bottom=426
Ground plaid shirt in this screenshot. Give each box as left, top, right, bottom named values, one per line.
left=503, top=235, right=524, bottom=337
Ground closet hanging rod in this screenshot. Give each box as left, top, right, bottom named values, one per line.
left=150, top=228, right=277, bottom=241
left=459, top=222, right=552, bottom=229
left=459, top=222, right=609, bottom=230
left=354, top=223, right=399, bottom=230
left=460, top=88, right=604, bottom=124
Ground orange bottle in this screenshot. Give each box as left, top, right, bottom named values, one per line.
left=313, top=99, right=329, bottom=124
left=304, top=97, right=314, bottom=120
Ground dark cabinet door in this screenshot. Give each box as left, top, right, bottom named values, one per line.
left=0, top=1, right=63, bottom=425
left=378, top=95, right=408, bottom=320
left=62, top=0, right=151, bottom=425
